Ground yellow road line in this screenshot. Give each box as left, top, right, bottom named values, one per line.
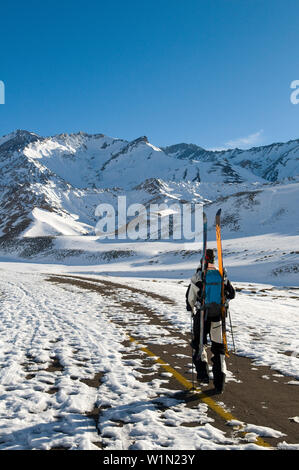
left=128, top=336, right=273, bottom=449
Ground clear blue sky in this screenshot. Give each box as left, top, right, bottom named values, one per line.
left=0, top=0, right=299, bottom=149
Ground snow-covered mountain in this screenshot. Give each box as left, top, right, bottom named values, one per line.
left=0, top=129, right=260, bottom=237
left=0, top=131, right=298, bottom=451
left=0, top=128, right=298, bottom=283
left=163, top=139, right=299, bottom=182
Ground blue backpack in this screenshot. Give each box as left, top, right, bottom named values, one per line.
left=204, top=269, right=222, bottom=307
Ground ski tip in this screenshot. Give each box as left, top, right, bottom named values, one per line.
left=216, top=209, right=221, bottom=217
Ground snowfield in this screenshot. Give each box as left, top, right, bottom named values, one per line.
left=0, top=129, right=299, bottom=450
left=0, top=259, right=298, bottom=450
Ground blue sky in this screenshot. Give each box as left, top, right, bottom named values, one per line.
left=0, top=0, right=299, bottom=149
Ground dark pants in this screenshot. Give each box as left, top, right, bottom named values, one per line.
left=192, top=311, right=226, bottom=391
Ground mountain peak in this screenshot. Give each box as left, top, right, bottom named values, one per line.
left=130, top=136, right=149, bottom=145
left=0, top=129, right=41, bottom=151
left=14, top=129, right=39, bottom=137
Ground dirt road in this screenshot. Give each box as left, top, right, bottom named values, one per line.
left=47, top=274, right=299, bottom=449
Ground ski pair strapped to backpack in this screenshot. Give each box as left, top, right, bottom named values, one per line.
left=198, top=212, right=208, bottom=359
left=215, top=209, right=229, bottom=358
left=199, top=209, right=229, bottom=358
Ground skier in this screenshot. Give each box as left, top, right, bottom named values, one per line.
left=186, top=248, right=235, bottom=393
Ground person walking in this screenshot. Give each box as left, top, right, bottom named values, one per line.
left=186, top=248, right=235, bottom=393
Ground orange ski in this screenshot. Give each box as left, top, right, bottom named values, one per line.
left=215, top=209, right=229, bottom=358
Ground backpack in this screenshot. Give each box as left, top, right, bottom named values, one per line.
left=203, top=269, right=223, bottom=319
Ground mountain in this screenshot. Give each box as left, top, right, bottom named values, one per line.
left=0, top=129, right=298, bottom=283
left=0, top=128, right=264, bottom=239
left=163, top=139, right=299, bottom=182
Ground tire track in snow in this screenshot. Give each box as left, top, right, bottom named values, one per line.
left=0, top=272, right=297, bottom=449
left=48, top=274, right=297, bottom=449
left=0, top=273, right=125, bottom=449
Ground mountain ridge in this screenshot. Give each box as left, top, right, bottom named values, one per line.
left=2, top=128, right=299, bottom=184
left=0, top=129, right=298, bottom=252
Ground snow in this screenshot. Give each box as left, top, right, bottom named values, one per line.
left=0, top=258, right=298, bottom=450
left=4, top=231, right=296, bottom=287
left=1, top=129, right=299, bottom=450
left=23, top=208, right=92, bottom=237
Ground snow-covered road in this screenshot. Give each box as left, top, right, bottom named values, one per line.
left=0, top=268, right=298, bottom=450
left=0, top=270, right=123, bottom=449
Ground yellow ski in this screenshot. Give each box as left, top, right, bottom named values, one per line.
left=215, top=209, right=230, bottom=358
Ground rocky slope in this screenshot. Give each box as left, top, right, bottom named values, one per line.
left=0, top=129, right=298, bottom=269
